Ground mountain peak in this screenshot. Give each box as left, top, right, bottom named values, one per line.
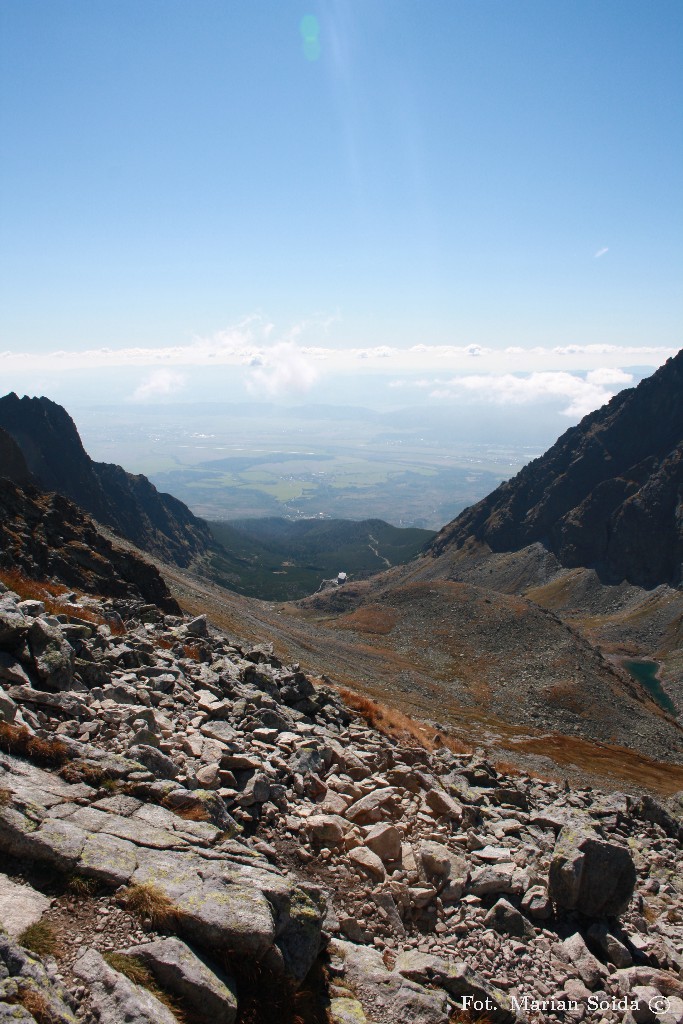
left=429, top=351, right=683, bottom=588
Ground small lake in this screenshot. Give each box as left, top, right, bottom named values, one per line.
left=623, top=659, right=677, bottom=715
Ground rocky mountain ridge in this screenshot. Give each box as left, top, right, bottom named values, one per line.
left=0, top=584, right=682, bottom=1024
left=0, top=393, right=215, bottom=569
left=428, top=352, right=683, bottom=589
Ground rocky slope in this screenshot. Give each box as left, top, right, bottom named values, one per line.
left=0, top=393, right=214, bottom=568
left=429, top=352, right=683, bottom=589
left=0, top=477, right=179, bottom=614
left=0, top=584, right=682, bottom=1024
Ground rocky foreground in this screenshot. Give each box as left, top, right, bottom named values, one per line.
left=0, top=581, right=682, bottom=1024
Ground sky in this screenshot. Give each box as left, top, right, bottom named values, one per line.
left=0, top=0, right=681, bottom=425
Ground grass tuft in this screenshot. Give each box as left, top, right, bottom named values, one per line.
left=18, top=920, right=62, bottom=958
left=66, top=873, right=100, bottom=897
left=118, top=882, right=178, bottom=930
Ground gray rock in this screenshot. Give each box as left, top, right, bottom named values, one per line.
left=0, top=654, right=32, bottom=688
left=416, top=840, right=468, bottom=901
left=468, top=862, right=517, bottom=897
left=0, top=603, right=30, bottom=648
left=27, top=618, right=74, bottom=690
left=548, top=825, right=636, bottom=917
left=559, top=932, right=607, bottom=990
left=185, top=615, right=209, bottom=637
left=520, top=884, right=552, bottom=920
left=395, top=950, right=519, bottom=1023
left=0, top=684, right=17, bottom=723
left=123, top=937, right=237, bottom=1024
left=0, top=930, right=76, bottom=1024
left=587, top=921, right=633, bottom=968
left=73, top=947, right=179, bottom=1024
left=0, top=874, right=51, bottom=938
left=329, top=940, right=448, bottom=1024
left=128, top=744, right=180, bottom=779
left=484, top=897, right=535, bottom=939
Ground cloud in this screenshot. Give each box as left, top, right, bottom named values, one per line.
left=130, top=369, right=186, bottom=402
left=426, top=368, right=634, bottom=418
left=246, top=342, right=319, bottom=397
left=593, top=247, right=609, bottom=258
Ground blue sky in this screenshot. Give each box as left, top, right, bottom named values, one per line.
left=0, top=0, right=680, bottom=419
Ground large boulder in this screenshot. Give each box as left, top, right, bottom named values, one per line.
left=73, top=948, right=179, bottom=1024
left=548, top=824, right=636, bottom=917
left=28, top=618, right=74, bottom=690
left=122, top=937, right=237, bottom=1024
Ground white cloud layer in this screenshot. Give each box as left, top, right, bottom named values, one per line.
left=130, top=369, right=186, bottom=402
left=420, top=367, right=635, bottom=418
left=0, top=327, right=674, bottom=378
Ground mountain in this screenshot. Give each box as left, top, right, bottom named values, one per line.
left=428, top=351, right=683, bottom=589
left=0, top=475, right=179, bottom=612
left=0, top=393, right=215, bottom=568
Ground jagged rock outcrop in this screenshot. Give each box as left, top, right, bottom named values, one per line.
left=0, top=478, right=179, bottom=612
left=0, top=393, right=215, bottom=568
left=0, top=428, right=33, bottom=486
left=0, top=586, right=682, bottom=1024
left=429, top=352, right=683, bottom=588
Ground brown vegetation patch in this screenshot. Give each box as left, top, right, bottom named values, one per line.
left=11, top=988, right=61, bottom=1024
left=334, top=605, right=397, bottom=635
left=118, top=882, right=178, bottom=930
left=510, top=733, right=683, bottom=795
left=0, top=722, right=69, bottom=767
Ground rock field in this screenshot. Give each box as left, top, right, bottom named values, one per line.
left=0, top=581, right=682, bottom=1024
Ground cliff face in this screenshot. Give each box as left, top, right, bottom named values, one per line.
left=0, top=393, right=215, bottom=568
left=429, top=352, right=683, bottom=588
left=0, top=427, right=33, bottom=485
left=0, top=476, right=180, bottom=611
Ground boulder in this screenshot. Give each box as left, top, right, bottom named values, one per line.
left=395, top=951, right=519, bottom=1023
left=73, top=947, right=179, bottom=1024
left=558, top=932, right=608, bottom=990
left=28, top=618, right=74, bottom=690
left=416, top=840, right=468, bottom=901
left=349, top=846, right=386, bottom=881
left=484, top=897, right=535, bottom=939
left=123, top=937, right=237, bottom=1024
left=548, top=825, right=636, bottom=917
left=364, top=822, right=402, bottom=862
left=0, top=874, right=51, bottom=938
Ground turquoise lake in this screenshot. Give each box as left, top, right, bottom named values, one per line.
left=623, top=659, right=676, bottom=715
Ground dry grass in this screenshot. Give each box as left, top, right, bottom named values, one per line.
left=0, top=566, right=127, bottom=633
left=104, top=952, right=187, bottom=1022
left=0, top=786, right=11, bottom=807
left=12, top=988, right=60, bottom=1024
left=0, top=721, right=69, bottom=767
left=338, top=687, right=443, bottom=751
left=18, top=920, right=63, bottom=958
left=182, top=643, right=202, bottom=661
left=334, top=605, right=397, bottom=635
left=66, top=873, right=100, bottom=897
left=164, top=801, right=210, bottom=822
left=58, top=760, right=112, bottom=786
left=118, top=882, right=178, bottom=930
left=449, top=1011, right=495, bottom=1024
